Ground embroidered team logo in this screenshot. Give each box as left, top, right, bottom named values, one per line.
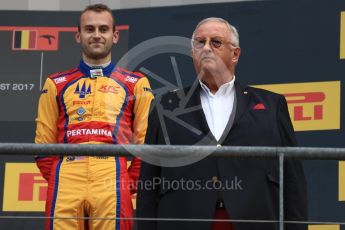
left=75, top=107, right=86, bottom=121
left=74, top=81, right=91, bottom=99
left=41, top=89, right=48, bottom=94
left=98, top=85, right=120, bottom=94
left=125, top=76, right=138, bottom=83
left=53, top=76, right=66, bottom=84
left=73, top=100, right=91, bottom=106
left=90, top=68, right=103, bottom=79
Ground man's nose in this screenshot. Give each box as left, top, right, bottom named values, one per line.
left=93, top=29, right=101, bottom=38
left=202, top=40, right=213, bottom=51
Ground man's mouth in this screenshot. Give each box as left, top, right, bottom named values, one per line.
left=201, top=56, right=215, bottom=62
left=90, top=42, right=104, bottom=46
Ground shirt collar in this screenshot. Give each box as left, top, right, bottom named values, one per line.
left=199, top=76, right=236, bottom=97
left=78, top=59, right=115, bottom=78
left=84, top=60, right=111, bottom=68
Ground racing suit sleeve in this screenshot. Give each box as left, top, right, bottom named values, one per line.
left=35, top=78, right=59, bottom=181
left=128, top=76, right=154, bottom=194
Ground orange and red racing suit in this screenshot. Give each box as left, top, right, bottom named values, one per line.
left=35, top=59, right=153, bottom=230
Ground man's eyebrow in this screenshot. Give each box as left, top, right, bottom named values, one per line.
left=194, top=36, right=225, bottom=40
left=83, top=24, right=110, bottom=27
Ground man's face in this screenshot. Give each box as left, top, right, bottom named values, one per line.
left=75, top=10, right=119, bottom=62
left=191, top=21, right=240, bottom=77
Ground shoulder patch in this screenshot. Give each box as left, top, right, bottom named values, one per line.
left=143, top=87, right=152, bottom=93
left=115, top=67, right=145, bottom=80
left=125, top=75, right=139, bottom=83
left=48, top=68, right=79, bottom=83
left=41, top=89, right=48, bottom=94
left=53, top=76, right=67, bottom=84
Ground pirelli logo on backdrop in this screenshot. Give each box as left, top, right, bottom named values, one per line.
left=309, top=225, right=340, bottom=230
left=340, top=11, right=345, bottom=59
left=3, top=163, right=46, bottom=212
left=253, top=81, right=340, bottom=131
left=340, top=161, right=345, bottom=202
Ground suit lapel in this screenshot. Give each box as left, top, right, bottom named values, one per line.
left=183, top=81, right=251, bottom=144
left=218, top=82, right=250, bottom=143
left=185, top=82, right=212, bottom=134
left=184, top=81, right=217, bottom=143
left=232, top=82, right=251, bottom=126
left=218, top=92, right=237, bottom=143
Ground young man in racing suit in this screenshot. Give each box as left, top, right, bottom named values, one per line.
left=35, top=4, right=153, bottom=230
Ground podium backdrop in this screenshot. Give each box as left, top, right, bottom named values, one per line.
left=0, top=0, right=344, bottom=229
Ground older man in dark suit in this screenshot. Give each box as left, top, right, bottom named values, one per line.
left=136, top=17, right=307, bottom=230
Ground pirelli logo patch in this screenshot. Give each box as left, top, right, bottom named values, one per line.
left=252, top=81, right=340, bottom=131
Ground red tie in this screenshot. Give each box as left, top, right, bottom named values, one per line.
left=212, top=208, right=235, bottom=230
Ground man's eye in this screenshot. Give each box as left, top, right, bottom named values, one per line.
left=211, top=40, right=222, bottom=48
left=100, top=27, right=108, bottom=33
left=193, top=40, right=206, bottom=48
left=85, top=27, right=94, bottom=32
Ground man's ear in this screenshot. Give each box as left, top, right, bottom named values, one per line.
left=75, top=32, right=81, bottom=43
left=232, top=47, right=241, bottom=63
left=113, top=30, right=119, bottom=44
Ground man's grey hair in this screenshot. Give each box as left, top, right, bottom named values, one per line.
left=191, top=17, right=239, bottom=47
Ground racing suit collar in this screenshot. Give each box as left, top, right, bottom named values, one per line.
left=78, top=59, right=115, bottom=78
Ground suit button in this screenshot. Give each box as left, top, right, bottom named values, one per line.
left=212, top=176, right=222, bottom=189
left=212, top=176, right=219, bottom=182
left=216, top=144, right=222, bottom=147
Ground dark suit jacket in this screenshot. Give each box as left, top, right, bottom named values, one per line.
left=136, top=82, right=308, bottom=230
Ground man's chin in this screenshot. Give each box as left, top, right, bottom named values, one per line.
left=200, top=64, right=217, bottom=73
left=86, top=51, right=110, bottom=60
left=196, top=67, right=218, bottom=80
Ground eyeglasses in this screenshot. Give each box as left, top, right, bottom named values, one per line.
left=192, top=38, right=236, bottom=50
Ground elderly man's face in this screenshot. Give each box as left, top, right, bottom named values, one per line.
left=191, top=21, right=240, bottom=78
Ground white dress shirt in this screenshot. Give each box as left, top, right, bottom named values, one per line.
left=200, top=77, right=236, bottom=141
